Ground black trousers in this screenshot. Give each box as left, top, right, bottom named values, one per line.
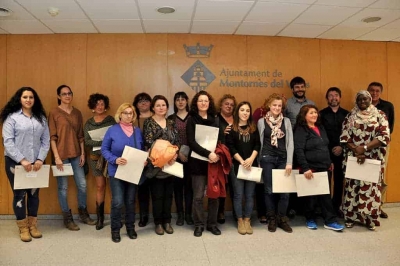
left=150, top=176, right=174, bottom=225
left=192, top=174, right=218, bottom=228
left=173, top=163, right=193, bottom=214
left=331, top=156, right=344, bottom=213
left=138, top=179, right=150, bottom=217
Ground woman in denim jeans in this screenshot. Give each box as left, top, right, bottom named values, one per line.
left=258, top=93, right=293, bottom=233
left=226, top=101, right=260, bottom=235
left=101, top=103, right=145, bottom=243
left=49, top=85, right=96, bottom=231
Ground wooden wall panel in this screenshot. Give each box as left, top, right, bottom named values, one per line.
left=320, top=40, right=387, bottom=111
left=6, top=34, right=87, bottom=214
left=0, top=36, right=8, bottom=214
left=247, top=36, right=321, bottom=110
left=386, top=42, right=400, bottom=202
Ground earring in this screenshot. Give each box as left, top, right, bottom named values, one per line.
left=92, top=110, right=95, bottom=113
left=105, top=109, right=107, bottom=112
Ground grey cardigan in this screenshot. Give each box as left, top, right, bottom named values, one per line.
left=257, top=116, right=294, bottom=166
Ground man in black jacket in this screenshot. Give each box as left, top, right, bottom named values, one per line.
left=368, top=82, right=395, bottom=219
left=320, top=87, right=349, bottom=216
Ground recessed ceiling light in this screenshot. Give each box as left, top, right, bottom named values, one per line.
left=156, top=6, right=176, bottom=14
left=0, top=7, right=12, bottom=17
left=362, top=17, right=382, bottom=23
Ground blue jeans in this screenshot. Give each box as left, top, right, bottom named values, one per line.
left=56, top=156, right=87, bottom=213
left=109, top=177, right=137, bottom=231
left=5, top=156, right=40, bottom=220
left=260, top=155, right=289, bottom=217
left=232, top=171, right=256, bottom=218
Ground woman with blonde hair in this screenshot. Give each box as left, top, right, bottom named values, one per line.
left=101, top=103, right=146, bottom=242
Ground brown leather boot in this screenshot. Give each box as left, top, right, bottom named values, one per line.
left=267, top=213, right=277, bottom=232
left=163, top=223, right=174, bottom=234
left=78, top=207, right=96, bottom=225
left=62, top=209, right=80, bottom=231
left=16, top=218, right=32, bottom=242
left=277, top=215, right=293, bottom=233
left=244, top=218, right=253, bottom=235
left=28, top=216, right=42, bottom=238
left=237, top=218, right=246, bottom=235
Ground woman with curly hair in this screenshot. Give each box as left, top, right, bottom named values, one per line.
left=1, top=87, right=50, bottom=242
left=84, top=93, right=116, bottom=230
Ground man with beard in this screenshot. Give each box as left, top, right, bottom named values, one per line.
left=284, top=76, right=315, bottom=218
left=367, top=82, right=394, bottom=219
left=285, top=76, right=315, bottom=128
left=320, top=87, right=349, bottom=216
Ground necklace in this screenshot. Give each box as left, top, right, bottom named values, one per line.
left=238, top=125, right=250, bottom=143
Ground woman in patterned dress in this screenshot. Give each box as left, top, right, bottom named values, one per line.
left=340, top=90, right=390, bottom=231
left=84, top=93, right=116, bottom=230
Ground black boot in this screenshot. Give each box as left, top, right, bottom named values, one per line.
left=176, top=212, right=184, bottom=226
left=111, top=231, right=121, bottom=243
left=185, top=213, right=194, bottom=225
left=139, top=214, right=149, bottom=227
left=96, top=202, right=105, bottom=230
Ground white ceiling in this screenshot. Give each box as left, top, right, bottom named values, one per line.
left=0, top=0, right=399, bottom=42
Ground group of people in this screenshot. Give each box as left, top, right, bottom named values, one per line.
left=1, top=76, right=393, bottom=243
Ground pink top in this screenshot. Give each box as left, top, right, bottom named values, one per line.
left=310, top=126, right=320, bottom=136
left=120, top=122, right=133, bottom=137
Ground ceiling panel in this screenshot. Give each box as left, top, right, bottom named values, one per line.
left=235, top=21, right=287, bottom=35
left=369, top=0, right=400, bottom=9
left=16, top=0, right=87, bottom=20
left=92, top=19, right=143, bottom=33
left=0, top=28, right=9, bottom=34
left=319, top=25, right=376, bottom=39
left=314, top=0, right=377, bottom=7
left=77, top=0, right=140, bottom=20
left=42, top=19, right=98, bottom=33
left=194, top=0, right=254, bottom=21
left=279, top=23, right=332, bottom=38
left=139, top=0, right=196, bottom=20
left=340, top=8, right=400, bottom=27
left=0, top=0, right=36, bottom=20
left=143, top=19, right=190, bottom=33
left=246, top=2, right=310, bottom=23
left=259, top=0, right=315, bottom=3
left=356, top=28, right=400, bottom=41
left=294, top=5, right=362, bottom=25
left=0, top=20, right=52, bottom=34
left=383, top=18, right=400, bottom=28
left=191, top=20, right=240, bottom=34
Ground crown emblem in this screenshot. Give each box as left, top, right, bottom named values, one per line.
left=183, top=43, right=213, bottom=58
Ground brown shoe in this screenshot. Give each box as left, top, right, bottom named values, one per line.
left=155, top=224, right=164, bottom=235
left=78, top=207, right=96, bottom=225
left=62, top=210, right=80, bottom=231
left=16, top=218, right=32, bottom=242
left=163, top=223, right=174, bottom=234
left=277, top=216, right=293, bottom=233
left=244, top=218, right=253, bottom=235
left=28, top=216, right=42, bottom=238
left=380, top=210, right=388, bottom=219
left=237, top=218, right=246, bottom=235
left=267, top=216, right=277, bottom=232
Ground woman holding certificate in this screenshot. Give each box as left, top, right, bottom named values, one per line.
left=101, top=103, right=144, bottom=243
left=1, top=87, right=50, bottom=242
left=340, top=90, right=390, bottom=231
left=143, top=95, right=179, bottom=235
left=168, top=91, right=194, bottom=226
left=226, top=101, right=260, bottom=235
left=294, top=105, right=344, bottom=232
left=258, top=94, right=293, bottom=233
left=187, top=91, right=222, bottom=237
left=84, top=93, right=116, bottom=230
left=49, top=85, right=96, bottom=231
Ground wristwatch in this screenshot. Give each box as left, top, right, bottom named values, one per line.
left=363, top=145, right=368, bottom=151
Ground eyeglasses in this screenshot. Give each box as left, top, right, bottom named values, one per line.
left=197, top=100, right=209, bottom=103
left=60, top=92, right=73, bottom=97
left=139, top=99, right=150, bottom=104
left=122, top=112, right=134, bottom=116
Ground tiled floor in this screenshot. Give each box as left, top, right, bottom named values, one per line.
left=1, top=206, right=400, bottom=266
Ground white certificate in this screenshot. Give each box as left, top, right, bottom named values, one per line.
left=51, top=163, right=74, bottom=176
left=88, top=126, right=111, bottom=141
left=237, top=166, right=263, bottom=182
left=272, top=169, right=299, bottom=193
left=115, top=146, right=148, bottom=184
left=14, top=165, right=50, bottom=189
left=295, top=171, right=330, bottom=197
left=345, top=156, right=381, bottom=183
left=163, top=162, right=184, bottom=178
left=191, top=124, right=219, bottom=161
